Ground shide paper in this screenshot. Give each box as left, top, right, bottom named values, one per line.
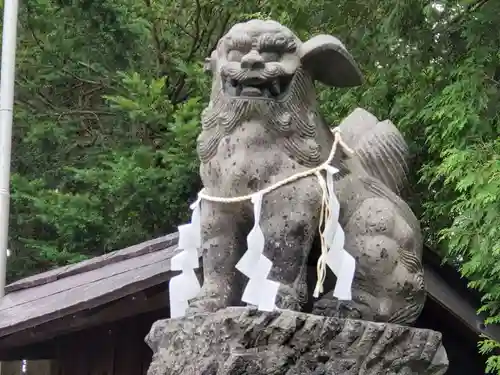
left=169, top=199, right=201, bottom=318
left=236, top=193, right=279, bottom=311
left=323, top=166, right=355, bottom=300
left=168, top=156, right=356, bottom=317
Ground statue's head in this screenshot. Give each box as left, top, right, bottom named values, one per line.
left=204, top=19, right=363, bottom=105
left=198, top=20, right=363, bottom=166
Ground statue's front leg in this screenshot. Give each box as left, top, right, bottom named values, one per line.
left=260, top=176, right=322, bottom=311
left=187, top=200, right=248, bottom=314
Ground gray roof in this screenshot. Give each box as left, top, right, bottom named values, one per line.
left=0, top=231, right=498, bottom=346
left=0, top=233, right=179, bottom=339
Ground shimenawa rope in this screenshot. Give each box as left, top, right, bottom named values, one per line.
left=197, top=128, right=354, bottom=299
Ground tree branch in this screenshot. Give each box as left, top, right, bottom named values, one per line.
left=143, top=0, right=169, bottom=76
left=206, top=13, right=231, bottom=56
left=170, top=0, right=203, bottom=103
left=445, top=0, right=491, bottom=30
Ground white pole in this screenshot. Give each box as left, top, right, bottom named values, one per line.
left=0, top=0, right=20, bottom=300
left=0, top=2, right=19, bottom=372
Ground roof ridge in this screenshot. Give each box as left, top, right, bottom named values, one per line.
left=5, top=232, right=179, bottom=294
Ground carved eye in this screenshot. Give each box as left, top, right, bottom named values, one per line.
left=275, top=35, right=287, bottom=47
left=227, top=50, right=243, bottom=61
left=270, top=36, right=297, bottom=53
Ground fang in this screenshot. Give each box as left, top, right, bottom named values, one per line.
left=270, top=81, right=281, bottom=96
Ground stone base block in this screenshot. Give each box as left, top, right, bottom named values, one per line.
left=146, top=307, right=448, bottom=375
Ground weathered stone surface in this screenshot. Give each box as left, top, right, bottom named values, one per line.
left=187, top=19, right=426, bottom=326
left=146, top=307, right=448, bottom=375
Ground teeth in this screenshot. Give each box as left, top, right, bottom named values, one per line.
left=223, top=77, right=284, bottom=98
left=270, top=80, right=281, bottom=96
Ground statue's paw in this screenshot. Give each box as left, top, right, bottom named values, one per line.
left=186, top=295, right=230, bottom=316
left=275, top=284, right=307, bottom=312
left=311, top=297, right=363, bottom=320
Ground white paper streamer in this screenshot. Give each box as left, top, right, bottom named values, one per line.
left=240, top=255, right=271, bottom=304
left=257, top=279, right=280, bottom=311
left=236, top=193, right=278, bottom=311
left=169, top=198, right=202, bottom=318
left=323, top=166, right=356, bottom=300
left=179, top=128, right=355, bottom=313
left=235, top=193, right=265, bottom=277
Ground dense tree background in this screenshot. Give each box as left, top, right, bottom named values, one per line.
left=1, top=0, right=499, bottom=371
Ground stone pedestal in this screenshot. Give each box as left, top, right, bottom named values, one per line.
left=146, top=307, right=448, bottom=375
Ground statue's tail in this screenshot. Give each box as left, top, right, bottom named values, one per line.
left=337, top=108, right=409, bottom=196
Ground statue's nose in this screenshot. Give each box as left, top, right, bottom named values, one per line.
left=241, top=50, right=265, bottom=70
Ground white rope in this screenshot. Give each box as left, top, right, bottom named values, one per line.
left=199, top=128, right=354, bottom=302
left=198, top=128, right=353, bottom=203
left=313, top=170, right=329, bottom=297
left=169, top=128, right=355, bottom=317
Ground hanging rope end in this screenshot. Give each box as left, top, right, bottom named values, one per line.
left=313, top=283, right=323, bottom=299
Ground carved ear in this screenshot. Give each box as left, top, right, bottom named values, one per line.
left=203, top=57, right=211, bottom=72
left=204, top=50, right=217, bottom=74
left=300, top=35, right=363, bottom=88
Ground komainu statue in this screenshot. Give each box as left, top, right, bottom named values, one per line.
left=147, top=19, right=448, bottom=375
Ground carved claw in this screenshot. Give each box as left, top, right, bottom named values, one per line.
left=185, top=296, right=229, bottom=316
left=274, top=284, right=307, bottom=312
left=311, top=298, right=363, bottom=320
left=185, top=284, right=238, bottom=316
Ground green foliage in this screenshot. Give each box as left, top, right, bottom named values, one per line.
left=481, top=338, right=500, bottom=374
left=2, top=0, right=500, bottom=370
left=319, top=2, right=500, bottom=370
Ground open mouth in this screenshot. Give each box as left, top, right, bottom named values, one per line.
left=222, top=75, right=293, bottom=100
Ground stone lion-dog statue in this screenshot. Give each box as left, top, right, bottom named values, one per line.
left=176, top=19, right=425, bottom=326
